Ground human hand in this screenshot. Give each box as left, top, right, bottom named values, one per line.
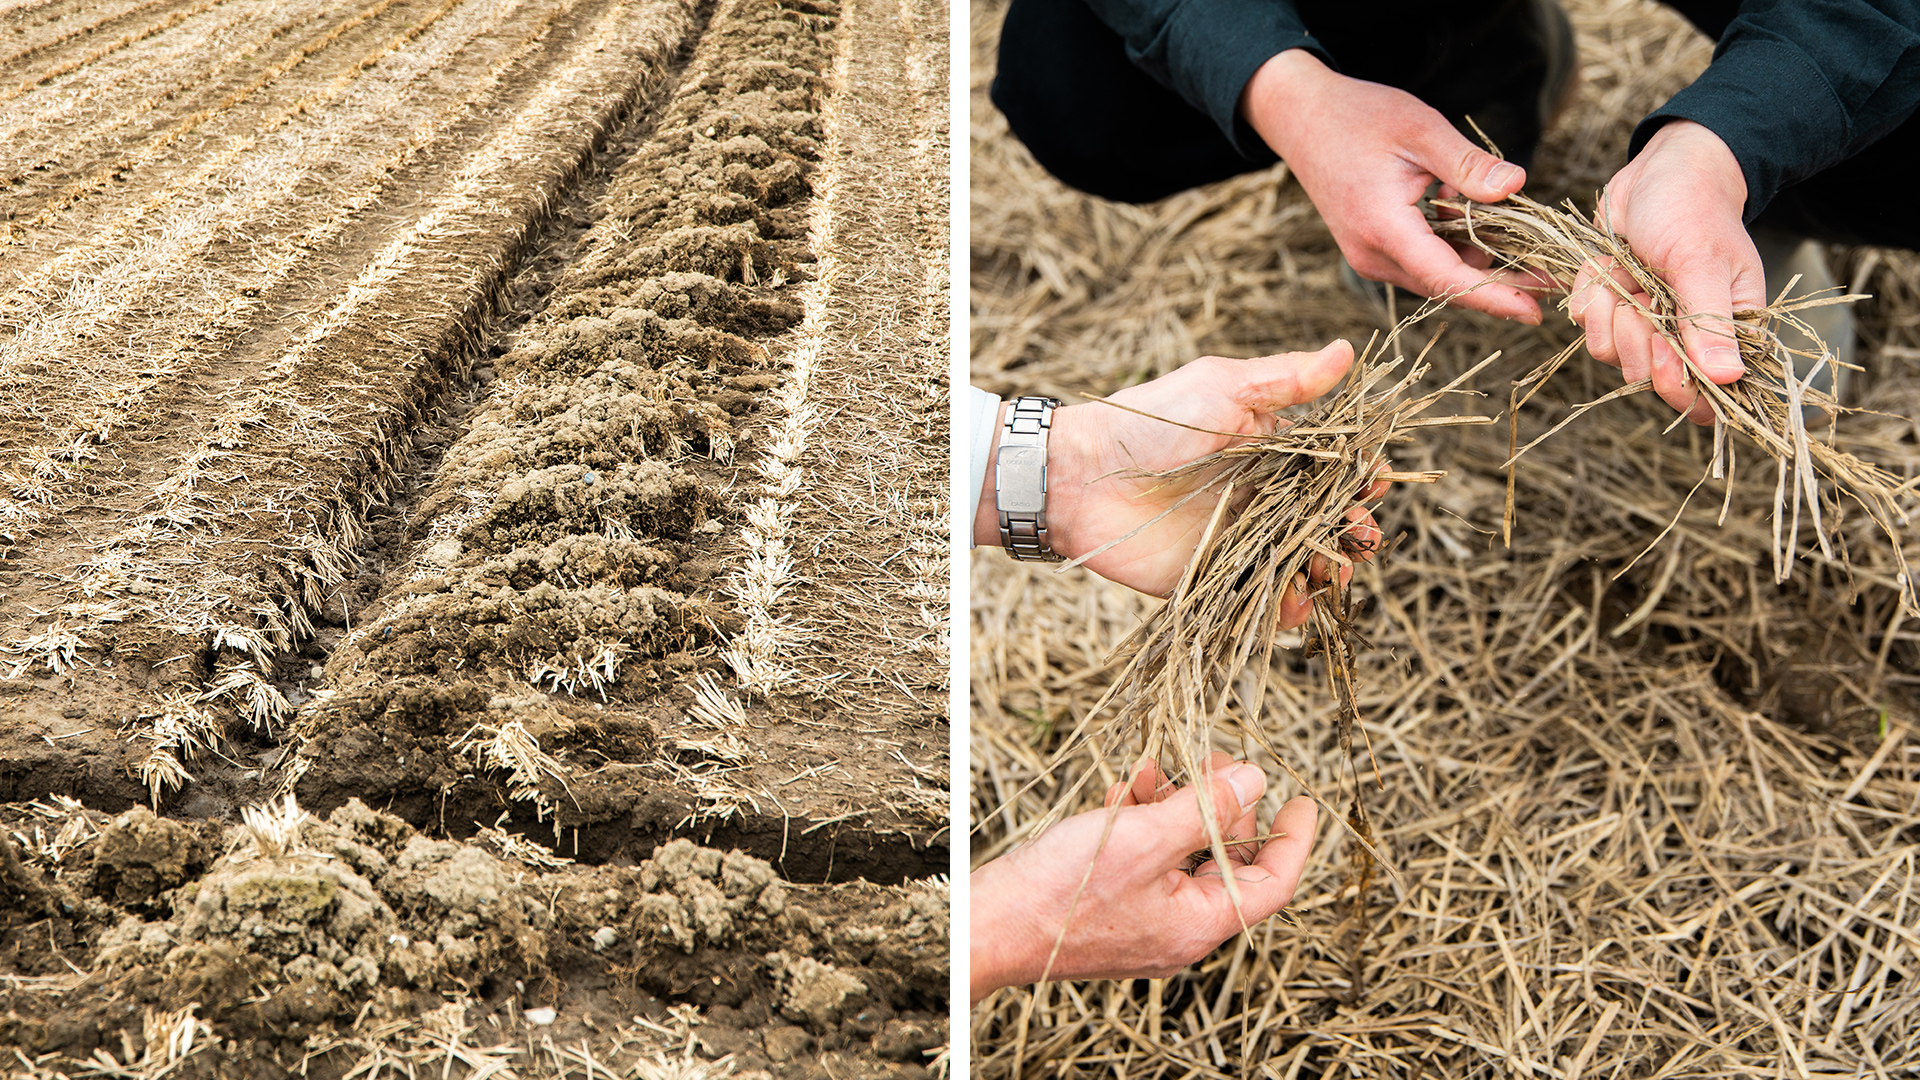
left=974, top=341, right=1384, bottom=611
left=1568, top=120, right=1761, bottom=424
left=969, top=754, right=1318, bottom=1003
left=1239, top=49, right=1542, bottom=323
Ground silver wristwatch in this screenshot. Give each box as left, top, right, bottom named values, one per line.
left=996, top=396, right=1063, bottom=562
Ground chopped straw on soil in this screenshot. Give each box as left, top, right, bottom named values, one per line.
left=971, top=0, right=1920, bottom=1074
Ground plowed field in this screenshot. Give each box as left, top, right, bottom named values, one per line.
left=0, top=0, right=950, bottom=1073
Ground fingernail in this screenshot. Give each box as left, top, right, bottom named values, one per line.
left=1487, top=162, right=1522, bottom=191
left=1705, top=345, right=1742, bottom=375
left=1225, top=764, right=1265, bottom=811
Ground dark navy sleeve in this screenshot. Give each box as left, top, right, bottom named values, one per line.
left=1630, top=1, right=1920, bottom=222
left=1079, top=0, right=1326, bottom=157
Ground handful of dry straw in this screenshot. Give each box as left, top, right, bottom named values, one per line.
left=1432, top=192, right=1915, bottom=612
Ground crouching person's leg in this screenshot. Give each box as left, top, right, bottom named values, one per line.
left=989, top=0, right=1275, bottom=204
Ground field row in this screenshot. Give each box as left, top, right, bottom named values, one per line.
left=0, top=0, right=947, bottom=877
left=283, top=0, right=948, bottom=883
left=0, top=0, right=699, bottom=782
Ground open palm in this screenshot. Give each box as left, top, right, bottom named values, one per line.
left=1045, top=341, right=1372, bottom=604
left=970, top=754, right=1318, bottom=1001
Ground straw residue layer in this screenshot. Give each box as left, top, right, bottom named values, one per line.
left=972, top=0, right=1920, bottom=1074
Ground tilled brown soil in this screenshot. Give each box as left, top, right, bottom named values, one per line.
left=2, top=798, right=948, bottom=1077
left=0, top=0, right=949, bottom=1072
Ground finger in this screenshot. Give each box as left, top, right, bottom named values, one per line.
left=1189, top=765, right=1267, bottom=874
left=1568, top=261, right=1598, bottom=324
left=1133, top=757, right=1168, bottom=805
left=1107, top=755, right=1159, bottom=808
left=1295, top=553, right=1353, bottom=605
left=1455, top=243, right=1493, bottom=271
left=1520, top=255, right=1579, bottom=292
left=1574, top=262, right=1640, bottom=369
left=1359, top=459, right=1392, bottom=502
left=1190, top=782, right=1264, bottom=873
left=1372, top=216, right=1542, bottom=323
left=1605, top=289, right=1658, bottom=384
left=1239, top=796, right=1320, bottom=914
left=1582, top=283, right=1623, bottom=368
left=1493, top=261, right=1565, bottom=295
left=1649, top=331, right=1717, bottom=425
left=1585, top=260, right=1642, bottom=307
left=1441, top=253, right=1562, bottom=296
left=1308, top=547, right=1359, bottom=587
left=1411, top=125, right=1525, bottom=204
left=1132, top=763, right=1267, bottom=866
left=1339, top=505, right=1382, bottom=564
left=1193, top=795, right=1320, bottom=927
left=1226, top=797, right=1263, bottom=867
left=1397, top=125, right=1537, bottom=318
left=1276, top=571, right=1311, bottom=630
left=1230, top=339, right=1354, bottom=415
left=1211, top=756, right=1262, bottom=866
left=1668, top=249, right=1757, bottom=389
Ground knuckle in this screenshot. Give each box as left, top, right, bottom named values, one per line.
left=1454, top=148, right=1486, bottom=185
left=1349, top=250, right=1391, bottom=281
left=1185, top=355, right=1230, bottom=381
left=1346, top=223, right=1388, bottom=256
left=1417, top=267, right=1458, bottom=295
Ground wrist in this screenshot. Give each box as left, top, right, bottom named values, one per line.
left=969, top=859, right=1049, bottom=1002
left=1237, top=48, right=1333, bottom=159
left=972, top=402, right=1007, bottom=549
left=1640, top=119, right=1746, bottom=212
left=1034, top=402, right=1091, bottom=562
left=977, top=398, right=1083, bottom=561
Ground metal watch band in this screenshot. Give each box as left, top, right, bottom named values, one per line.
left=996, top=395, right=1063, bottom=562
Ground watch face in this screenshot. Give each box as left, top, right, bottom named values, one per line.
left=996, top=446, right=1048, bottom=513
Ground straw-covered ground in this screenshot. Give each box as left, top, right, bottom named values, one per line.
left=0, top=0, right=949, bottom=1073
left=971, top=1, right=1920, bottom=1076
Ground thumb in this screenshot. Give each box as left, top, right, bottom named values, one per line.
left=1670, top=253, right=1756, bottom=385
left=1235, top=339, right=1354, bottom=414
left=1413, top=119, right=1525, bottom=203
left=1136, top=763, right=1266, bottom=862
